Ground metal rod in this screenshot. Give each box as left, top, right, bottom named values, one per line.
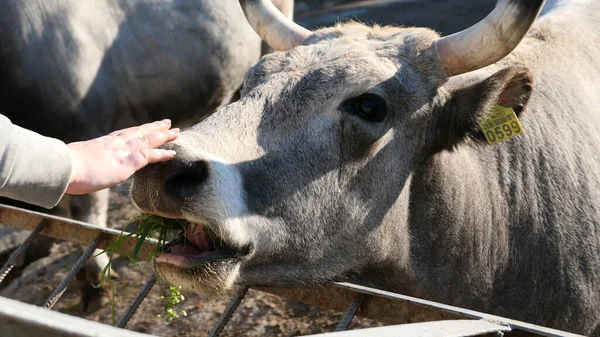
left=117, top=273, right=157, bottom=328
left=332, top=282, right=580, bottom=337
left=43, top=236, right=101, bottom=310
left=335, top=294, right=364, bottom=332
left=0, top=221, right=47, bottom=285
left=0, top=204, right=158, bottom=261
left=208, top=286, right=249, bottom=337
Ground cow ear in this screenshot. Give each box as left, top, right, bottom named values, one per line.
left=432, top=66, right=533, bottom=151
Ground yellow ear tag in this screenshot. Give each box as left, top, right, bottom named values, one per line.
left=479, top=104, right=524, bottom=144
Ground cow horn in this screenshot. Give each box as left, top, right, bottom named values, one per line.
left=239, top=0, right=311, bottom=51
left=434, top=0, right=546, bottom=76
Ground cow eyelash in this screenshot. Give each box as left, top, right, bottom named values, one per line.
left=341, top=93, right=387, bottom=122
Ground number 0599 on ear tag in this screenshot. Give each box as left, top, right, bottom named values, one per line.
left=479, top=104, right=524, bottom=145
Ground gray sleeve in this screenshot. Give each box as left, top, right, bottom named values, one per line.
left=0, top=114, right=73, bottom=209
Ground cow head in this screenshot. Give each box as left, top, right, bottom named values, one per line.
left=131, top=0, right=543, bottom=294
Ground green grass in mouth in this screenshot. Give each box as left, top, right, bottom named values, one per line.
left=96, top=213, right=191, bottom=322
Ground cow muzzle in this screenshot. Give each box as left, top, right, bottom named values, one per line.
left=130, top=148, right=251, bottom=294
left=131, top=157, right=211, bottom=218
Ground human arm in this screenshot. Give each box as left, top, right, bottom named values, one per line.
left=0, top=114, right=73, bottom=208
left=0, top=115, right=178, bottom=208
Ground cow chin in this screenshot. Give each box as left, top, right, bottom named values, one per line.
left=150, top=219, right=249, bottom=295
left=154, top=257, right=243, bottom=295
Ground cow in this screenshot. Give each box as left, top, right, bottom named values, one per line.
left=0, top=0, right=294, bottom=311
left=130, top=0, right=600, bottom=334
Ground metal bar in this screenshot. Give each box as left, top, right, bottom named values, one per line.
left=305, top=319, right=512, bottom=337
left=333, top=282, right=584, bottom=337
left=0, top=204, right=158, bottom=261
left=43, top=236, right=101, bottom=310
left=117, top=273, right=157, bottom=328
left=0, top=221, right=47, bottom=285
left=334, top=294, right=363, bottom=332
left=0, top=296, right=157, bottom=337
left=253, top=284, right=464, bottom=326
left=208, top=286, right=249, bottom=337
left=254, top=283, right=584, bottom=337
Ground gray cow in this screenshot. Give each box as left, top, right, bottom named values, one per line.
left=0, top=0, right=294, bottom=311
left=131, top=0, right=600, bottom=334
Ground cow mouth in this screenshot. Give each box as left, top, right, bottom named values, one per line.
left=155, top=222, right=249, bottom=269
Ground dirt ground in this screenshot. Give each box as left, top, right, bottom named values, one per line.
left=0, top=1, right=500, bottom=335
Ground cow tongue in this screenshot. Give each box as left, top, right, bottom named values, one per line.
left=161, top=223, right=212, bottom=258
left=155, top=223, right=214, bottom=266
left=185, top=223, right=212, bottom=252
left=168, top=243, right=205, bottom=257
left=158, top=244, right=213, bottom=267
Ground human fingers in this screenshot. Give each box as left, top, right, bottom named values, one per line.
left=126, top=128, right=180, bottom=151
left=128, top=148, right=177, bottom=170
left=109, top=119, right=171, bottom=138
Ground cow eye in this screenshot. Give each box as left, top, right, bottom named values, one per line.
left=342, top=93, right=387, bottom=122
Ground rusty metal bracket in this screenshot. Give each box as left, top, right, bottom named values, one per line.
left=43, top=236, right=102, bottom=310
left=208, top=286, right=249, bottom=337
left=118, top=273, right=157, bottom=328
left=335, top=294, right=364, bottom=331
left=0, top=221, right=47, bottom=285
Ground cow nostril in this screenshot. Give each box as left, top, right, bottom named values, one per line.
left=164, top=161, right=209, bottom=199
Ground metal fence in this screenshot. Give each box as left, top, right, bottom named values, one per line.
left=0, top=204, right=582, bottom=337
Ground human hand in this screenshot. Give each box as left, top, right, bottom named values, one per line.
left=66, top=119, right=179, bottom=195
